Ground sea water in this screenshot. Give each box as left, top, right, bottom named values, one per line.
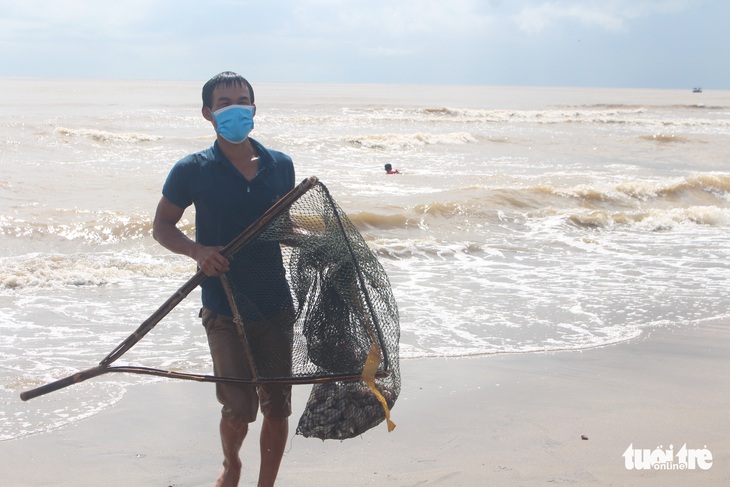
left=1, top=79, right=729, bottom=440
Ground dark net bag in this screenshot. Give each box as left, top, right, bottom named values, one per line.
left=220, top=177, right=400, bottom=440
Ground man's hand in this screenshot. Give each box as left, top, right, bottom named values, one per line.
left=193, top=245, right=230, bottom=276
left=153, top=196, right=230, bottom=276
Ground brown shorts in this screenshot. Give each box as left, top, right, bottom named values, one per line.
left=201, top=307, right=294, bottom=423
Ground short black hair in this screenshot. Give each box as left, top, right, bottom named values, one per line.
left=201, top=71, right=255, bottom=109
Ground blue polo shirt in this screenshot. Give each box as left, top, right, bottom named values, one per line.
left=162, top=138, right=295, bottom=317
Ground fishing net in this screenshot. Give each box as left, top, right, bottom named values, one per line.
left=21, top=177, right=399, bottom=440
left=220, top=178, right=400, bottom=440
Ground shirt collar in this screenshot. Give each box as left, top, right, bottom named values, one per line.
left=212, top=138, right=271, bottom=168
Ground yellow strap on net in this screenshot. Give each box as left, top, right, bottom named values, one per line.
left=361, top=342, right=396, bottom=432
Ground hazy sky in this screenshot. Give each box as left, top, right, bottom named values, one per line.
left=1, top=0, right=727, bottom=88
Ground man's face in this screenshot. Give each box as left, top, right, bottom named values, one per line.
left=210, top=83, right=253, bottom=111
left=204, top=82, right=255, bottom=124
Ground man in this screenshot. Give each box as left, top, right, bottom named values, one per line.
left=153, top=71, right=295, bottom=487
left=384, top=163, right=400, bottom=174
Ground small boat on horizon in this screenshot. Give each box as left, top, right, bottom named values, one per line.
left=692, top=87, right=703, bottom=93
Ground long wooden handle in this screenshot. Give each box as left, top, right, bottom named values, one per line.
left=101, top=175, right=318, bottom=367
left=20, top=366, right=108, bottom=401
left=20, top=176, right=319, bottom=401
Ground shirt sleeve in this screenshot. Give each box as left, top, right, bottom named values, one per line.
left=162, top=157, right=194, bottom=210
left=287, top=157, right=296, bottom=190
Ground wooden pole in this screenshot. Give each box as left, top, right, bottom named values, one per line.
left=20, top=176, right=318, bottom=401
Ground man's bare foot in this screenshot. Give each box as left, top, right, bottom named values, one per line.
left=214, top=458, right=242, bottom=487
left=216, top=418, right=247, bottom=487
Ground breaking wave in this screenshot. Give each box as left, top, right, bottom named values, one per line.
left=345, top=132, right=477, bottom=150
left=55, top=127, right=162, bottom=143
left=412, top=106, right=730, bottom=127
left=359, top=174, right=730, bottom=232
left=0, top=211, right=155, bottom=244
left=348, top=211, right=413, bottom=229
left=0, top=252, right=192, bottom=289
left=560, top=173, right=730, bottom=203
left=567, top=206, right=730, bottom=231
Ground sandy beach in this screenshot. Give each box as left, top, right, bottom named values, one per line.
left=2, top=320, right=729, bottom=487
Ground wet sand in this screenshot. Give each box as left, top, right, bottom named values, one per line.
left=2, top=320, right=729, bottom=486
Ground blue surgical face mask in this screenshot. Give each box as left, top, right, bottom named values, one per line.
left=211, top=105, right=255, bottom=144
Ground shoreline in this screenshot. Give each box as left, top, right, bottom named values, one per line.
left=2, top=320, right=729, bottom=486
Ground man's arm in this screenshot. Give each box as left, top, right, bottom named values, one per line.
left=152, top=196, right=230, bottom=277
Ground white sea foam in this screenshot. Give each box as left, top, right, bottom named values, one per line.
left=0, top=252, right=193, bottom=289
left=345, top=131, right=477, bottom=150
left=55, top=127, right=162, bottom=143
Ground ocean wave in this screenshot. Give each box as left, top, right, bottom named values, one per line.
left=371, top=238, right=490, bottom=260
left=569, top=103, right=728, bottom=111
left=345, top=132, right=477, bottom=150
left=274, top=103, right=729, bottom=132
left=413, top=201, right=469, bottom=217
left=411, top=187, right=563, bottom=219
left=615, top=174, right=730, bottom=201
left=0, top=211, right=194, bottom=245
left=412, top=106, right=730, bottom=128
left=382, top=174, right=730, bottom=230
left=0, top=252, right=193, bottom=289
left=419, top=106, right=648, bottom=123
left=347, top=211, right=414, bottom=229
left=55, top=127, right=162, bottom=143
left=546, top=174, right=730, bottom=205
left=568, top=206, right=730, bottom=230
left=638, top=133, right=693, bottom=144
